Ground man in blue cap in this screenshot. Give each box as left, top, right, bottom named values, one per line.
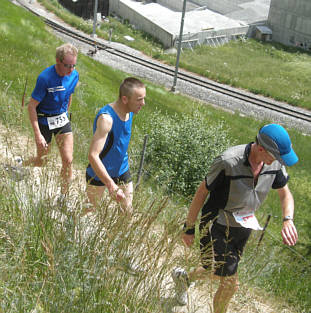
left=172, top=124, right=298, bottom=313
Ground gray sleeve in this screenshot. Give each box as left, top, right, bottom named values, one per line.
left=205, top=156, right=226, bottom=191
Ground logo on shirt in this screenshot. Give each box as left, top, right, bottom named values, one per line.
left=47, top=86, right=66, bottom=93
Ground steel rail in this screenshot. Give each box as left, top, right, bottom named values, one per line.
left=20, top=1, right=311, bottom=124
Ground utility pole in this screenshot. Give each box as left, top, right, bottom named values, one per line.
left=171, top=0, right=187, bottom=92
left=92, top=0, right=99, bottom=38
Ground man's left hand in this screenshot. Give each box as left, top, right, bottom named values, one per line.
left=281, top=220, right=298, bottom=246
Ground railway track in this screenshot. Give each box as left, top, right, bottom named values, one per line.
left=20, top=1, right=311, bottom=124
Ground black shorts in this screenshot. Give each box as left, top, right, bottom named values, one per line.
left=39, top=122, right=72, bottom=144
left=86, top=169, right=132, bottom=186
left=200, top=221, right=251, bottom=277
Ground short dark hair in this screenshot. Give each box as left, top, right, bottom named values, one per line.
left=119, top=77, right=145, bottom=99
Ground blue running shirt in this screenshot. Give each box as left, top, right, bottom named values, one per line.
left=86, top=104, right=133, bottom=179
left=31, top=65, right=79, bottom=125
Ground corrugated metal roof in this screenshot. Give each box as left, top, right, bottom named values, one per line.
left=255, top=25, right=272, bottom=34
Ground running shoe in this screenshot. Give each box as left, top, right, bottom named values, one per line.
left=171, top=267, right=190, bottom=306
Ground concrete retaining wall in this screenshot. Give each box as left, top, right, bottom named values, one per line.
left=109, top=0, right=174, bottom=47
left=268, top=0, right=311, bottom=49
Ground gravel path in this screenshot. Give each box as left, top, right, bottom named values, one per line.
left=14, top=0, right=311, bottom=136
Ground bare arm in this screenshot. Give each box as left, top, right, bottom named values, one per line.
left=277, top=184, right=298, bottom=246
left=88, top=114, right=125, bottom=201
left=28, top=97, right=47, bottom=149
left=182, top=180, right=209, bottom=246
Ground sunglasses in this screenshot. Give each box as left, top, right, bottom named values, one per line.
left=62, top=61, right=76, bottom=69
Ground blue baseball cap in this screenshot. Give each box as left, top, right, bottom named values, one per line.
left=257, top=124, right=298, bottom=166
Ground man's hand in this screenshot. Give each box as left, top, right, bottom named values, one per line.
left=114, top=188, right=126, bottom=202
left=109, top=184, right=126, bottom=203
left=281, top=220, right=298, bottom=246
left=182, top=233, right=195, bottom=247
left=35, top=133, right=48, bottom=151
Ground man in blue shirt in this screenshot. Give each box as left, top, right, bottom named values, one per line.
left=86, top=77, right=146, bottom=214
left=24, top=43, right=79, bottom=202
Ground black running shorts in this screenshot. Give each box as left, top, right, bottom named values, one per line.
left=39, top=122, right=72, bottom=144
left=200, top=221, right=252, bottom=277
left=86, top=169, right=132, bottom=186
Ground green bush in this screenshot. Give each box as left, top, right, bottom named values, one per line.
left=140, top=109, right=232, bottom=197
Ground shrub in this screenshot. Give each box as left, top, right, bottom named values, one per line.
left=139, top=109, right=232, bottom=197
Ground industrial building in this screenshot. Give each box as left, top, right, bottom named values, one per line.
left=268, top=0, right=311, bottom=50
left=108, top=0, right=271, bottom=48
left=57, top=0, right=311, bottom=50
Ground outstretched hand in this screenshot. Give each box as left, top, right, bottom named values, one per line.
left=281, top=220, right=298, bottom=246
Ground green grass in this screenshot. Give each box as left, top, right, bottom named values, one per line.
left=174, top=40, right=311, bottom=109
left=1, top=0, right=311, bottom=312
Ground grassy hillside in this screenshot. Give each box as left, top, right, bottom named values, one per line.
left=159, top=40, right=311, bottom=109
left=1, top=0, right=311, bottom=312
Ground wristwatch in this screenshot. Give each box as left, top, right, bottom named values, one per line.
left=283, top=216, right=293, bottom=222
left=183, top=222, right=195, bottom=235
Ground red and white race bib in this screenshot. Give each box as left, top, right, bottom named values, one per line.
left=233, top=209, right=263, bottom=230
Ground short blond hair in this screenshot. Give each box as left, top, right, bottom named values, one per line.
left=56, top=43, right=78, bottom=61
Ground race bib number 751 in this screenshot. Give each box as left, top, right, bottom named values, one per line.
left=47, top=112, right=69, bottom=130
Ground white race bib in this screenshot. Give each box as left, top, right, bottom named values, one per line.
left=232, top=209, right=263, bottom=230
left=47, top=112, right=69, bottom=130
